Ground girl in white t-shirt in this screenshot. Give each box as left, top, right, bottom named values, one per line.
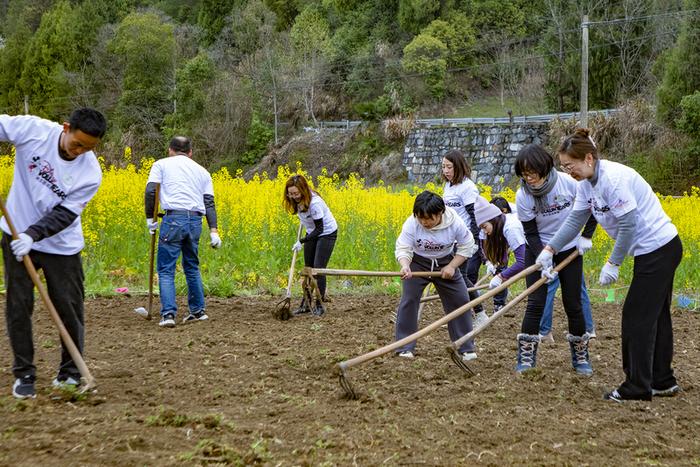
left=394, top=191, right=477, bottom=361
left=441, top=150, right=487, bottom=326
left=284, top=175, right=338, bottom=317
left=545, top=128, right=682, bottom=402
left=514, top=144, right=594, bottom=376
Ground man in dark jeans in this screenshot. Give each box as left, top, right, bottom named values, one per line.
left=145, top=136, right=222, bottom=328
left=1, top=108, right=107, bottom=399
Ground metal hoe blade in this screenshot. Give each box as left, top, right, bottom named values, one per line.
left=273, top=296, right=292, bottom=321
left=447, top=347, right=475, bottom=376
left=338, top=367, right=358, bottom=400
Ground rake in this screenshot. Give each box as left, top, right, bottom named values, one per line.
left=0, top=197, right=96, bottom=392
left=273, top=223, right=303, bottom=321
left=336, top=263, right=540, bottom=399
left=446, top=251, right=580, bottom=374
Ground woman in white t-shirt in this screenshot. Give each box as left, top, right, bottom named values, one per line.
left=284, top=175, right=338, bottom=317
left=441, top=149, right=487, bottom=326
left=514, top=144, right=595, bottom=376
left=394, top=191, right=477, bottom=361
left=544, top=128, right=683, bottom=402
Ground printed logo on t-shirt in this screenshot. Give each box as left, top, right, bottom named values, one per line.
left=28, top=155, right=68, bottom=200
left=445, top=201, right=463, bottom=208
left=588, top=197, right=610, bottom=213
left=540, top=194, right=572, bottom=217
left=417, top=238, right=448, bottom=252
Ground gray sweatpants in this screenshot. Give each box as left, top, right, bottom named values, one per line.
left=394, top=253, right=475, bottom=354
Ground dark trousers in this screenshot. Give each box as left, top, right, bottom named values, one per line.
left=2, top=233, right=85, bottom=380
left=303, top=230, right=337, bottom=299
left=457, top=250, right=484, bottom=314
left=395, top=254, right=474, bottom=354
left=521, top=246, right=585, bottom=336
left=618, top=235, right=682, bottom=400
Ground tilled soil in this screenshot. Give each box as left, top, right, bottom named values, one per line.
left=0, top=294, right=698, bottom=466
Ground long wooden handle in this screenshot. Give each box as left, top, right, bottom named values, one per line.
left=0, top=197, right=95, bottom=389
left=285, top=223, right=303, bottom=297
left=451, top=250, right=579, bottom=348
left=475, top=274, right=490, bottom=287
left=310, top=268, right=442, bottom=278
left=420, top=283, right=490, bottom=303
left=337, top=263, right=540, bottom=372
left=147, top=186, right=160, bottom=318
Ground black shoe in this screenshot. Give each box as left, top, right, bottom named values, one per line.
left=313, top=300, right=325, bottom=316
left=603, top=389, right=623, bottom=403
left=293, top=299, right=311, bottom=316
left=12, top=375, right=36, bottom=399
left=652, top=384, right=681, bottom=397
left=182, top=311, right=209, bottom=323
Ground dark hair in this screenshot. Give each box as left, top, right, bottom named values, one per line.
left=558, top=127, right=599, bottom=161
left=413, top=191, right=445, bottom=218
left=69, top=108, right=107, bottom=138
left=169, top=136, right=192, bottom=154
left=482, top=214, right=508, bottom=266
left=490, top=196, right=511, bottom=213
left=514, top=144, right=554, bottom=178
left=441, top=149, right=471, bottom=184
left=283, top=174, right=314, bottom=214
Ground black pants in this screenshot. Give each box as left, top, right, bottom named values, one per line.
left=303, top=230, right=337, bottom=299
left=521, top=245, right=585, bottom=336
left=456, top=246, right=484, bottom=314
left=618, top=235, right=682, bottom=400
left=2, top=233, right=85, bottom=380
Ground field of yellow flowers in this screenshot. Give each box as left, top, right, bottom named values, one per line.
left=0, top=154, right=698, bottom=303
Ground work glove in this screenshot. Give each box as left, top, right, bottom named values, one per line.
left=577, top=236, right=593, bottom=256
left=146, top=218, right=158, bottom=235
left=541, top=267, right=558, bottom=283
left=10, top=233, right=33, bottom=262
left=489, top=275, right=503, bottom=289
left=210, top=232, right=222, bottom=249
left=485, top=261, right=498, bottom=276
left=599, top=262, right=619, bottom=286
left=535, top=248, right=555, bottom=281
left=292, top=240, right=302, bottom=253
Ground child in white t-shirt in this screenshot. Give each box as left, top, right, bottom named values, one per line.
left=545, top=128, right=682, bottom=402
left=284, top=175, right=338, bottom=316
left=393, top=191, right=477, bottom=361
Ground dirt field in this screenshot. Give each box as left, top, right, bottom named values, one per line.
left=0, top=293, right=698, bottom=466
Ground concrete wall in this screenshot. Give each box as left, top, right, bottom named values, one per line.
left=402, top=123, right=549, bottom=191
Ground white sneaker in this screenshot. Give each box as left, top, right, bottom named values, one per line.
left=52, top=376, right=80, bottom=389
left=539, top=332, right=555, bottom=344
left=159, top=313, right=176, bottom=328
left=462, top=352, right=478, bottom=362
left=398, top=351, right=415, bottom=359
left=474, top=311, right=489, bottom=328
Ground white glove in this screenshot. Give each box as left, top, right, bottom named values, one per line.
left=10, top=233, right=33, bottom=262
left=599, top=262, right=619, bottom=285
left=541, top=266, right=558, bottom=283
left=489, top=275, right=503, bottom=289
left=577, top=237, right=593, bottom=256
left=485, top=261, right=497, bottom=276
left=146, top=218, right=158, bottom=235
left=210, top=232, right=222, bottom=249
left=535, top=248, right=554, bottom=281
left=292, top=240, right=302, bottom=252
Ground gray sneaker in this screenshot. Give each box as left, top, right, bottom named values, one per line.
left=12, top=376, right=36, bottom=399
left=652, top=384, right=681, bottom=397
left=182, top=311, right=208, bottom=323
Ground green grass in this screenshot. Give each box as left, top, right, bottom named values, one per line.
left=447, top=95, right=548, bottom=118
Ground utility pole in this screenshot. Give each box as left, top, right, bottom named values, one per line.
left=24, top=95, right=29, bottom=114
left=580, top=15, right=589, bottom=129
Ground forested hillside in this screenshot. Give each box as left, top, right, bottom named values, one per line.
left=1, top=0, right=699, bottom=186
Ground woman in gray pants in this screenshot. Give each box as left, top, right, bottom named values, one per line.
left=394, top=191, right=478, bottom=361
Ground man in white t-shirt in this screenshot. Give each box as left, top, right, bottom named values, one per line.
left=145, top=136, right=222, bottom=328
left=0, top=108, right=107, bottom=399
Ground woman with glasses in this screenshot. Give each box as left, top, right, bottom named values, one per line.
left=513, top=144, right=597, bottom=375
left=283, top=175, right=338, bottom=316
left=542, top=128, right=682, bottom=402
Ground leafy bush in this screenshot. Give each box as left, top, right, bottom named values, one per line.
left=677, top=91, right=700, bottom=141
left=239, top=114, right=274, bottom=166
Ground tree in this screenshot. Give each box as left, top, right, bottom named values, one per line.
left=197, top=0, right=238, bottom=45
left=398, top=0, right=440, bottom=34
left=402, top=33, right=448, bottom=99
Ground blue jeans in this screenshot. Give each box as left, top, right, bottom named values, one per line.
left=539, top=273, right=594, bottom=334
left=157, top=213, right=205, bottom=317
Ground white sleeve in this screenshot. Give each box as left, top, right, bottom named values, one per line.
left=454, top=222, right=476, bottom=258
left=395, top=217, right=415, bottom=262
left=516, top=189, right=535, bottom=222
left=0, top=115, right=35, bottom=161
left=203, top=173, right=214, bottom=196
left=504, top=222, right=526, bottom=251
left=147, top=162, right=163, bottom=184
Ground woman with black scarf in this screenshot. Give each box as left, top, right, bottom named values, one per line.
left=513, top=144, right=597, bottom=376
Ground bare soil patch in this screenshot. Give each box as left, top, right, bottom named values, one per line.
left=1, top=294, right=698, bottom=465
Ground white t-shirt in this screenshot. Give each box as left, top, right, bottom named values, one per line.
left=298, top=193, right=337, bottom=236
left=396, top=207, right=472, bottom=260
left=0, top=115, right=102, bottom=255
left=503, top=213, right=526, bottom=252
left=516, top=171, right=578, bottom=251
left=147, top=155, right=213, bottom=212
left=442, top=179, right=479, bottom=227
left=574, top=160, right=678, bottom=256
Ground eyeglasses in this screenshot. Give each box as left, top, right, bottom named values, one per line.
left=560, top=161, right=578, bottom=173
left=520, top=171, right=540, bottom=181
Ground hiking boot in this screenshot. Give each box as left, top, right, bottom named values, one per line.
left=312, top=299, right=325, bottom=317
left=539, top=331, right=555, bottom=344
left=567, top=333, right=593, bottom=376
left=12, top=375, right=36, bottom=399
left=652, top=384, right=681, bottom=397
left=52, top=376, right=80, bottom=389
left=515, top=333, right=540, bottom=374
left=293, top=298, right=312, bottom=316
left=473, top=310, right=489, bottom=329
left=462, top=352, right=478, bottom=362
left=159, top=313, right=176, bottom=328
left=182, top=311, right=208, bottom=323
left=398, top=351, right=415, bottom=359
